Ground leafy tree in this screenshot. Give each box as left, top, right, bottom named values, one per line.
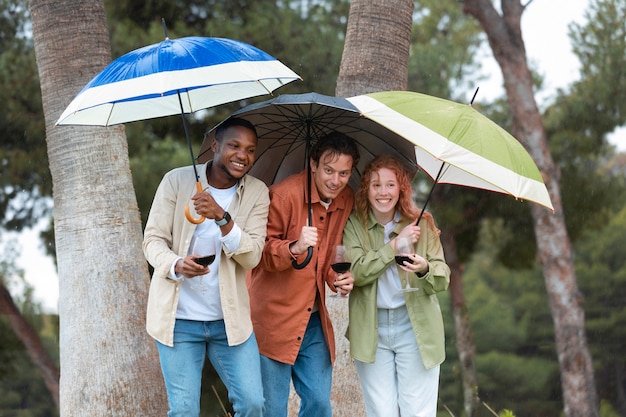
left=0, top=239, right=59, bottom=415
left=543, top=0, right=626, bottom=242
left=408, top=0, right=483, bottom=100
left=462, top=221, right=560, bottom=417
left=575, top=206, right=626, bottom=416
left=463, top=1, right=600, bottom=415
left=0, top=0, right=50, bottom=230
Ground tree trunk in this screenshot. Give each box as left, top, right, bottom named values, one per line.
left=0, top=280, right=60, bottom=408
left=440, top=230, right=480, bottom=417
left=29, top=0, right=168, bottom=415
left=320, top=1, right=413, bottom=416
left=463, top=1, right=599, bottom=417
left=336, top=0, right=412, bottom=97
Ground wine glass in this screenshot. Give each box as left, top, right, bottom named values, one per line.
left=394, top=237, right=419, bottom=292
left=188, top=235, right=216, bottom=293
left=330, top=245, right=351, bottom=298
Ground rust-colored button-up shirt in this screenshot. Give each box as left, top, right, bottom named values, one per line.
left=249, top=170, right=354, bottom=365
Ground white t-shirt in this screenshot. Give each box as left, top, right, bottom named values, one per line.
left=376, top=214, right=406, bottom=309
left=175, top=183, right=241, bottom=321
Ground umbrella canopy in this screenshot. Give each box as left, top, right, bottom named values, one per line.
left=346, top=91, right=554, bottom=212
left=56, top=36, right=301, bottom=126
left=197, top=92, right=420, bottom=191
left=197, top=92, right=421, bottom=268
left=197, top=90, right=552, bottom=265
left=55, top=34, right=301, bottom=223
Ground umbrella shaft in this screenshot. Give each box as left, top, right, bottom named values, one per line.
left=416, top=162, right=445, bottom=225
left=177, top=91, right=199, bottom=182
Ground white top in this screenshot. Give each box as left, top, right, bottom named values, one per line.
left=376, top=213, right=406, bottom=309
left=175, top=183, right=240, bottom=321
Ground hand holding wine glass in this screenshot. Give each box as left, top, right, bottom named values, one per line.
left=188, top=235, right=216, bottom=293
left=331, top=245, right=351, bottom=297
left=394, top=237, right=419, bottom=292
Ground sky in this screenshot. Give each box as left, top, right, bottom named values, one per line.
left=8, top=0, right=625, bottom=314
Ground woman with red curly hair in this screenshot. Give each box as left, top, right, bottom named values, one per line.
left=343, top=154, right=450, bottom=417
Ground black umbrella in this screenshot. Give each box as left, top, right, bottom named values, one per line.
left=198, top=92, right=419, bottom=268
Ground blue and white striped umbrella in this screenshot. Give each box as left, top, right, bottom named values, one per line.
left=56, top=36, right=301, bottom=126
left=56, top=34, right=300, bottom=224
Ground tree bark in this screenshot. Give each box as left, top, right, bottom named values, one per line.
left=336, top=0, right=412, bottom=97
left=29, top=0, right=168, bottom=415
left=0, top=280, right=60, bottom=408
left=463, top=1, right=599, bottom=416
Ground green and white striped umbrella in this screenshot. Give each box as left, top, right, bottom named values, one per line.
left=347, top=91, right=554, bottom=212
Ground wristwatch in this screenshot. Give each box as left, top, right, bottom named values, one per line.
left=215, top=211, right=231, bottom=226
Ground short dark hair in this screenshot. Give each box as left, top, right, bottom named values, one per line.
left=310, top=131, right=360, bottom=167
left=213, top=117, right=258, bottom=142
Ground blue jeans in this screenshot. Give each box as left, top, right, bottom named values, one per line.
left=260, top=312, right=332, bottom=417
left=156, top=319, right=264, bottom=417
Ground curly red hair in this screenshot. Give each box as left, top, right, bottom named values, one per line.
left=355, top=155, right=436, bottom=231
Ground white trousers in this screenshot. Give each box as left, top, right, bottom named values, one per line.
left=354, top=305, right=440, bottom=417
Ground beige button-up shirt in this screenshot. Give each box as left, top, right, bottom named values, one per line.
left=143, top=162, right=269, bottom=347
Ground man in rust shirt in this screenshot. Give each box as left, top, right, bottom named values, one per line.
left=249, top=132, right=360, bottom=417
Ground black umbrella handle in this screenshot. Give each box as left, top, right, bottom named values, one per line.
left=293, top=140, right=314, bottom=269
left=292, top=247, right=313, bottom=270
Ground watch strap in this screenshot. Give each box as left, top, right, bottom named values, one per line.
left=215, top=211, right=231, bottom=226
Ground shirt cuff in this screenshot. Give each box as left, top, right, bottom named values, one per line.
left=220, top=222, right=242, bottom=252
left=169, top=257, right=184, bottom=281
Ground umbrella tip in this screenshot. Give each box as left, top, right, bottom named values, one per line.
left=161, top=18, right=169, bottom=39
left=470, top=87, right=479, bottom=105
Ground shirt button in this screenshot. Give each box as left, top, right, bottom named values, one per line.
left=297, top=336, right=302, bottom=341
left=307, top=307, right=312, bottom=312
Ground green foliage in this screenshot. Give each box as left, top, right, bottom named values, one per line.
left=129, top=137, right=192, bottom=227
left=409, top=0, right=483, bottom=99
left=570, top=0, right=626, bottom=129
left=439, top=220, right=561, bottom=417
left=575, top=205, right=626, bottom=413
left=599, top=399, right=622, bottom=417
left=0, top=0, right=50, bottom=231
left=0, top=314, right=59, bottom=417
left=540, top=0, right=626, bottom=244
left=1, top=243, right=59, bottom=416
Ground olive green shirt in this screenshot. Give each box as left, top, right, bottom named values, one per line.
left=343, top=211, right=450, bottom=369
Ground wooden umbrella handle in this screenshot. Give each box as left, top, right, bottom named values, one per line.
left=184, top=182, right=205, bottom=224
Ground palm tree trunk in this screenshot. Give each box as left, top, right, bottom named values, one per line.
left=29, top=0, right=168, bottom=415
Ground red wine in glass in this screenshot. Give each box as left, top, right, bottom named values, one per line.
left=194, top=255, right=215, bottom=266
left=395, top=256, right=412, bottom=265
left=331, top=262, right=351, bottom=273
